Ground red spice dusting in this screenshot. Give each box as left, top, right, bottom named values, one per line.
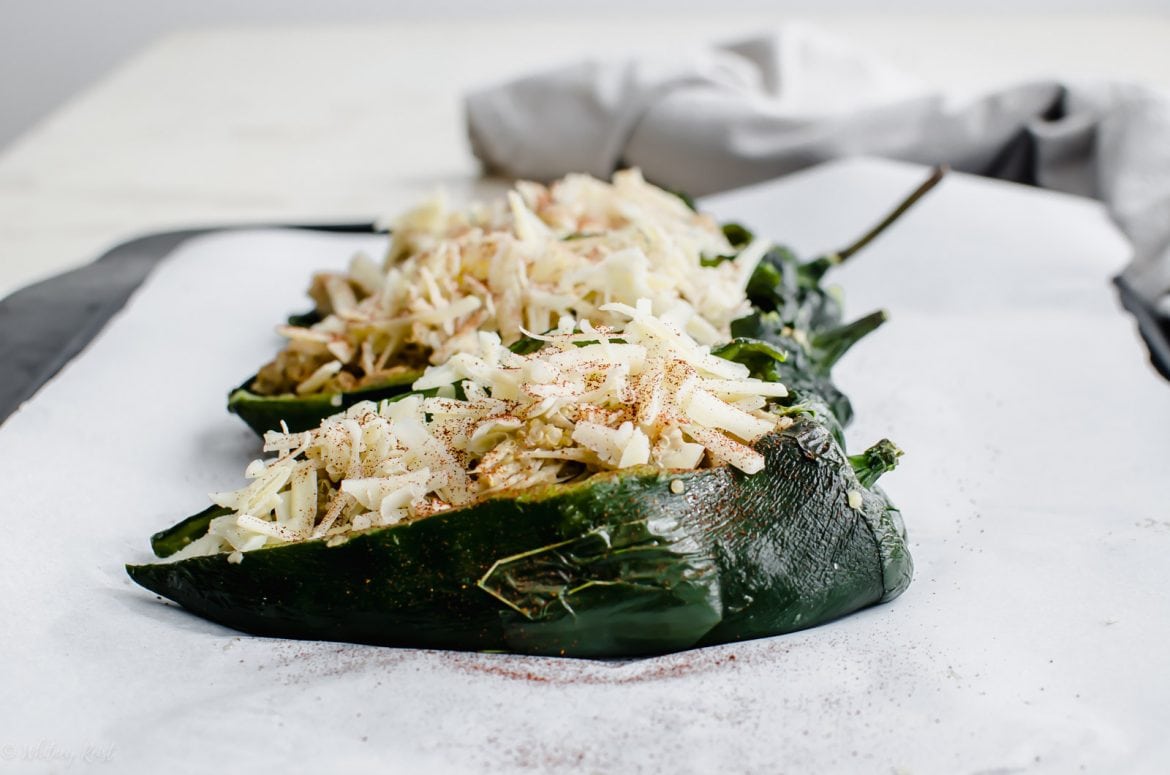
left=263, top=637, right=765, bottom=688
left=437, top=647, right=751, bottom=685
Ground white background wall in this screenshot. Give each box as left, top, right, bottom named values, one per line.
left=2, top=0, right=1168, bottom=151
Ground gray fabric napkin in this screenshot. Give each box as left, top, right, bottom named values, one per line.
left=466, top=25, right=1170, bottom=370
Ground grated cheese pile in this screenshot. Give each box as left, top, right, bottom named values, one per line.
left=178, top=300, right=790, bottom=561
left=251, top=169, right=770, bottom=396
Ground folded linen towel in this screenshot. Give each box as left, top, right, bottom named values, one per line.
left=466, top=25, right=1170, bottom=374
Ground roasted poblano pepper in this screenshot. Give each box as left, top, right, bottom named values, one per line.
left=128, top=410, right=909, bottom=658
left=130, top=170, right=941, bottom=658
left=129, top=318, right=910, bottom=658
left=227, top=169, right=943, bottom=437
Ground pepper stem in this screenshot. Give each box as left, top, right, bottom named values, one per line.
left=804, top=165, right=947, bottom=280
left=812, top=309, right=888, bottom=369
left=849, top=439, right=904, bottom=488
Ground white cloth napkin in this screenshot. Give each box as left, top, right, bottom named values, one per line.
left=466, top=25, right=1170, bottom=334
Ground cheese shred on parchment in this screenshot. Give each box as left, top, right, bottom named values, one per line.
left=251, top=170, right=770, bottom=396
left=175, top=301, right=790, bottom=560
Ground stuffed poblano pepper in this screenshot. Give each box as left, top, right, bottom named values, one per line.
left=129, top=300, right=911, bottom=658
left=229, top=167, right=942, bottom=437
left=229, top=170, right=762, bottom=434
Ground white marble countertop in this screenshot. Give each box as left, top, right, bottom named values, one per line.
left=1, top=14, right=1169, bottom=299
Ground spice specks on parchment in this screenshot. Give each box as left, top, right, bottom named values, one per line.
left=256, top=636, right=790, bottom=688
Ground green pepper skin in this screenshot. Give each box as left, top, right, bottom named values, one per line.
left=227, top=371, right=421, bottom=435
left=717, top=309, right=887, bottom=443
left=285, top=309, right=321, bottom=328
left=746, top=246, right=846, bottom=334
left=151, top=505, right=232, bottom=558
left=126, top=416, right=910, bottom=659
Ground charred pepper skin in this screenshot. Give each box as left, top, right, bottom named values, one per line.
left=227, top=370, right=422, bottom=435
left=127, top=417, right=909, bottom=659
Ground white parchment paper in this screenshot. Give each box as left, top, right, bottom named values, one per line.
left=2, top=159, right=1167, bottom=774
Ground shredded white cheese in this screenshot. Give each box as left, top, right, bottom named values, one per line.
left=256, top=169, right=768, bottom=396
left=178, top=300, right=791, bottom=560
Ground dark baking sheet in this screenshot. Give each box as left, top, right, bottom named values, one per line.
left=0, top=223, right=373, bottom=426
